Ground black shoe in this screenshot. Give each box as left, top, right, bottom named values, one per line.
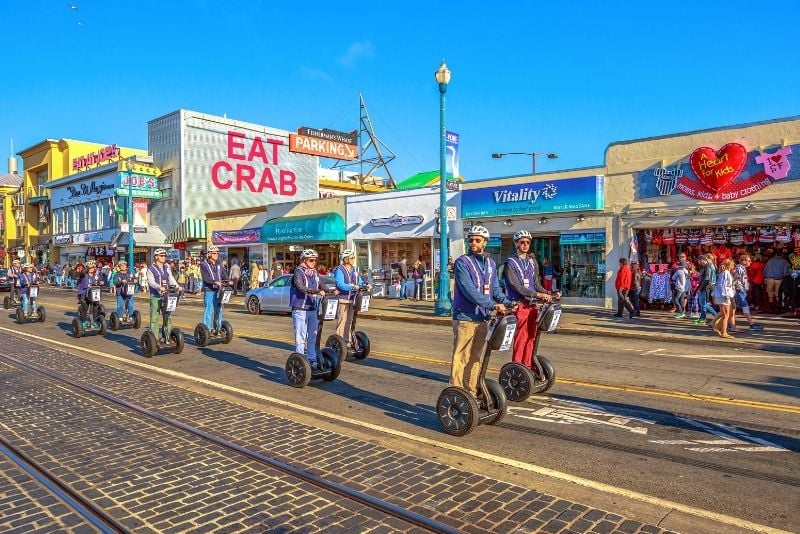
left=613, top=314, right=622, bottom=317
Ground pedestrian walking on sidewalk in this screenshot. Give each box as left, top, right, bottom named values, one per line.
left=731, top=254, right=763, bottom=331
left=712, top=258, right=736, bottom=338
left=671, top=261, right=689, bottom=318
left=397, top=257, right=409, bottom=300
left=412, top=257, right=425, bottom=301
left=614, top=258, right=636, bottom=319
left=696, top=255, right=716, bottom=325
left=630, top=262, right=642, bottom=316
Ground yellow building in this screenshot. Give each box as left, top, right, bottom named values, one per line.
left=16, top=139, right=146, bottom=266
left=0, top=156, right=23, bottom=267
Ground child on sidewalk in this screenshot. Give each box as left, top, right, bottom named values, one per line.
left=688, top=262, right=700, bottom=319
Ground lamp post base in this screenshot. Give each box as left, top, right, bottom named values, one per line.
left=434, top=299, right=452, bottom=317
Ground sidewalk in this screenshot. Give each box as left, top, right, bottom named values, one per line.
left=46, top=285, right=800, bottom=354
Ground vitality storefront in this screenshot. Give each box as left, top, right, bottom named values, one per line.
left=460, top=174, right=608, bottom=304
left=346, top=189, right=463, bottom=298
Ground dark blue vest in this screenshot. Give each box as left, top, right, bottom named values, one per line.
left=503, top=255, right=536, bottom=301
left=290, top=267, right=320, bottom=310
left=453, top=254, right=497, bottom=317
left=149, top=264, right=171, bottom=297
left=335, top=264, right=358, bottom=302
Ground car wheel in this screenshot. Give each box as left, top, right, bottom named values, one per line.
left=247, top=296, right=261, bottom=315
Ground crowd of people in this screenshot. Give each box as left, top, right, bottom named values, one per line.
left=615, top=247, right=800, bottom=338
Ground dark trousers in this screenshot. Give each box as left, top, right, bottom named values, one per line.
left=631, top=289, right=641, bottom=312
left=616, top=289, right=635, bottom=317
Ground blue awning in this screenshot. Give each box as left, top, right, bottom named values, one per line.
left=261, top=213, right=346, bottom=244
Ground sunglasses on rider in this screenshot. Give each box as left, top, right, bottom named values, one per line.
left=467, top=237, right=484, bottom=243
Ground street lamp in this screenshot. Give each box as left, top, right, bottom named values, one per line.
left=124, top=159, right=135, bottom=271
left=491, top=151, right=558, bottom=174
left=434, top=60, right=452, bottom=317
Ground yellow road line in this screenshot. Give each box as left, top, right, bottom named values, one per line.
left=35, top=302, right=800, bottom=415
left=0, top=325, right=790, bottom=534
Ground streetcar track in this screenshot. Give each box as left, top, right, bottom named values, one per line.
left=0, top=353, right=458, bottom=534
left=0, top=438, right=126, bottom=533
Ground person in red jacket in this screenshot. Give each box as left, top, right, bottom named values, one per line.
left=614, top=258, right=636, bottom=319
left=747, top=254, right=766, bottom=311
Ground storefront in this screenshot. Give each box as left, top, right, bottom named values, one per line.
left=460, top=175, right=608, bottom=304
left=205, top=206, right=271, bottom=267
left=346, top=189, right=463, bottom=298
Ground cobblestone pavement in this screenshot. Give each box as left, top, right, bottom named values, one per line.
left=0, top=334, right=676, bottom=534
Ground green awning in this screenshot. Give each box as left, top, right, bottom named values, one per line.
left=395, top=170, right=463, bottom=190
left=261, top=213, right=345, bottom=244
left=166, top=218, right=207, bottom=244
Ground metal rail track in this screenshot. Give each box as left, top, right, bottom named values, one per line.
left=0, top=353, right=459, bottom=534
left=0, top=438, right=127, bottom=534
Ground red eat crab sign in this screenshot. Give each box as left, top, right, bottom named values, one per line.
left=675, top=143, right=787, bottom=201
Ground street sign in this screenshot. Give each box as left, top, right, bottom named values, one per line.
left=115, top=187, right=163, bottom=200
left=121, top=222, right=130, bottom=233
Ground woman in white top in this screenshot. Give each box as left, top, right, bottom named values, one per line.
left=712, top=258, right=736, bottom=338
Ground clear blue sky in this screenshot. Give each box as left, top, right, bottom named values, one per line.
left=3, top=0, right=799, bottom=183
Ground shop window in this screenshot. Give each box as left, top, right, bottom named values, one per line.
left=355, top=240, right=369, bottom=271
left=560, top=233, right=606, bottom=299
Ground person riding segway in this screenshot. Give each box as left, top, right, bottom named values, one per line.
left=15, top=263, right=46, bottom=324
left=437, top=225, right=515, bottom=436
left=194, top=246, right=234, bottom=347
left=285, top=249, right=342, bottom=388
left=108, top=260, right=142, bottom=331
left=4, top=259, right=22, bottom=309
left=72, top=260, right=107, bottom=338
left=140, top=249, right=185, bottom=357
left=326, top=248, right=372, bottom=361
left=498, top=230, right=561, bottom=402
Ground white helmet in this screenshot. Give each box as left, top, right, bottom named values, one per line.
left=300, top=249, right=318, bottom=259
left=207, top=245, right=219, bottom=253
left=340, top=249, right=355, bottom=262
left=154, top=248, right=167, bottom=256
left=513, top=230, right=532, bottom=242
left=467, top=225, right=490, bottom=240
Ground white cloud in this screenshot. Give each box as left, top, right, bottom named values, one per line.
left=339, top=41, right=374, bottom=68
left=299, top=66, right=334, bottom=84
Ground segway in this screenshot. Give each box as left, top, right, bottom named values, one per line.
left=14, top=284, right=46, bottom=324
left=193, top=282, right=234, bottom=347
left=72, top=286, right=107, bottom=338
left=285, top=296, right=342, bottom=388
left=108, top=281, right=142, bottom=331
left=140, top=287, right=185, bottom=357
left=4, top=284, right=22, bottom=310
left=436, top=312, right=515, bottom=436
left=498, top=299, right=561, bottom=402
left=325, top=288, right=371, bottom=361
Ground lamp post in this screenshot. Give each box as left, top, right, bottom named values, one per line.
left=491, top=151, right=558, bottom=174
left=435, top=60, right=452, bottom=316
left=125, top=159, right=135, bottom=270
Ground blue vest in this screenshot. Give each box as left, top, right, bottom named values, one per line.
left=201, top=260, right=221, bottom=291
left=77, top=271, right=99, bottom=296
left=453, top=254, right=497, bottom=317
left=149, top=264, right=171, bottom=297
left=20, top=273, right=37, bottom=293
left=114, top=272, right=135, bottom=297
left=335, top=264, right=358, bottom=302
left=290, top=267, right=320, bottom=310
left=503, top=255, right=536, bottom=301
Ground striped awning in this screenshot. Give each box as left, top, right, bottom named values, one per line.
left=166, top=218, right=207, bottom=244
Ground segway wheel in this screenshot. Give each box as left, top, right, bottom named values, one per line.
left=37, top=306, right=46, bottom=323
left=324, top=334, right=348, bottom=362
left=353, top=331, right=370, bottom=360
left=97, top=304, right=106, bottom=316
left=499, top=362, right=535, bottom=402
left=321, top=348, right=341, bottom=382
left=132, top=310, right=142, bottom=329
left=194, top=323, right=210, bottom=347
left=141, top=330, right=157, bottom=358
left=170, top=329, right=185, bottom=354
left=97, top=317, right=107, bottom=336
left=72, top=318, right=84, bottom=339
left=220, top=321, right=233, bottom=344
left=15, top=307, right=24, bottom=325
left=531, top=356, right=556, bottom=394
left=437, top=387, right=479, bottom=437
left=285, top=353, right=312, bottom=388
left=484, top=379, right=508, bottom=426
left=109, top=312, right=120, bottom=331
left=3, top=296, right=9, bottom=309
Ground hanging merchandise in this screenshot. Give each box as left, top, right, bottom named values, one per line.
left=759, top=226, right=775, bottom=244
left=701, top=228, right=714, bottom=245
left=793, top=228, right=800, bottom=248
left=744, top=227, right=757, bottom=245
left=729, top=228, right=744, bottom=246
left=675, top=228, right=687, bottom=245
left=629, top=234, right=639, bottom=263
left=776, top=225, right=792, bottom=243
left=662, top=229, right=675, bottom=245
left=687, top=228, right=701, bottom=246
left=712, top=228, right=727, bottom=245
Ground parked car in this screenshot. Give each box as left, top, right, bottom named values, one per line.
left=0, top=269, right=10, bottom=291
left=244, top=274, right=335, bottom=315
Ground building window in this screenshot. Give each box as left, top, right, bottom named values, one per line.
left=72, top=206, right=79, bottom=232
left=35, top=169, right=49, bottom=198
left=96, top=200, right=104, bottom=229
left=82, top=205, right=89, bottom=232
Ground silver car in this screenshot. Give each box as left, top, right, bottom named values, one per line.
left=244, top=274, right=336, bottom=314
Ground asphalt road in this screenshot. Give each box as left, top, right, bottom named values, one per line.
left=4, top=287, right=799, bottom=533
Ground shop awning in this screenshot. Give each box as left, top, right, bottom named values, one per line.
left=625, top=210, right=800, bottom=229
left=261, top=213, right=346, bottom=244
left=166, top=218, right=207, bottom=244
left=129, top=226, right=168, bottom=248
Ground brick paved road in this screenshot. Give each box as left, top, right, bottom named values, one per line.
left=0, top=334, right=675, bottom=534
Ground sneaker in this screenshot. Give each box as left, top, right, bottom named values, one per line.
left=749, top=324, right=764, bottom=331
left=692, top=319, right=705, bottom=325
left=689, top=313, right=700, bottom=318
left=674, top=313, right=685, bottom=319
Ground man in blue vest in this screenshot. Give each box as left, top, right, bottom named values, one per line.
left=9, top=259, right=22, bottom=303
left=503, top=230, right=558, bottom=368
left=451, top=225, right=513, bottom=397
left=333, top=248, right=369, bottom=340
left=290, top=249, right=328, bottom=366
left=200, top=246, right=224, bottom=331
left=76, top=260, right=103, bottom=322
left=147, top=248, right=181, bottom=337
left=19, top=263, right=39, bottom=316
left=112, top=260, right=136, bottom=318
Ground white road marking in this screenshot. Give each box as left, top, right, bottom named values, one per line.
left=0, top=326, right=792, bottom=534
left=650, top=418, right=789, bottom=453
left=510, top=401, right=652, bottom=434
left=641, top=348, right=666, bottom=355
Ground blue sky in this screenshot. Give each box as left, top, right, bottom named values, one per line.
left=3, top=0, right=799, bottom=183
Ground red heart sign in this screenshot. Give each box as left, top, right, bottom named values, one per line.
left=689, top=143, right=748, bottom=193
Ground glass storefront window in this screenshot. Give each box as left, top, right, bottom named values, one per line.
left=559, top=232, right=606, bottom=299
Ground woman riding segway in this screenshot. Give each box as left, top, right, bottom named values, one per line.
left=16, top=263, right=46, bottom=324
left=327, top=248, right=371, bottom=361
left=109, top=260, right=142, bottom=330
left=498, top=230, right=560, bottom=402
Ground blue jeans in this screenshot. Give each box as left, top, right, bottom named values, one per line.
left=673, top=290, right=686, bottom=314
left=292, top=308, right=320, bottom=362
left=203, top=290, right=222, bottom=330
left=698, top=289, right=708, bottom=320
left=414, top=279, right=424, bottom=300
left=22, top=294, right=36, bottom=315
left=399, top=279, right=408, bottom=299
left=116, top=294, right=134, bottom=317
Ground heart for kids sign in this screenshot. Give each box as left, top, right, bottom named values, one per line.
left=675, top=143, right=791, bottom=201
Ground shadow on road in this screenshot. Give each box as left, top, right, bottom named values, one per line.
left=352, top=356, right=449, bottom=383
left=729, top=376, right=800, bottom=401
left=197, top=346, right=285, bottom=384
left=239, top=335, right=295, bottom=353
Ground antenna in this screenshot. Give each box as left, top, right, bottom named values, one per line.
left=333, top=94, right=397, bottom=190
left=8, top=138, right=17, bottom=174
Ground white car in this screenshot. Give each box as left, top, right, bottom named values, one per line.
left=244, top=274, right=336, bottom=314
